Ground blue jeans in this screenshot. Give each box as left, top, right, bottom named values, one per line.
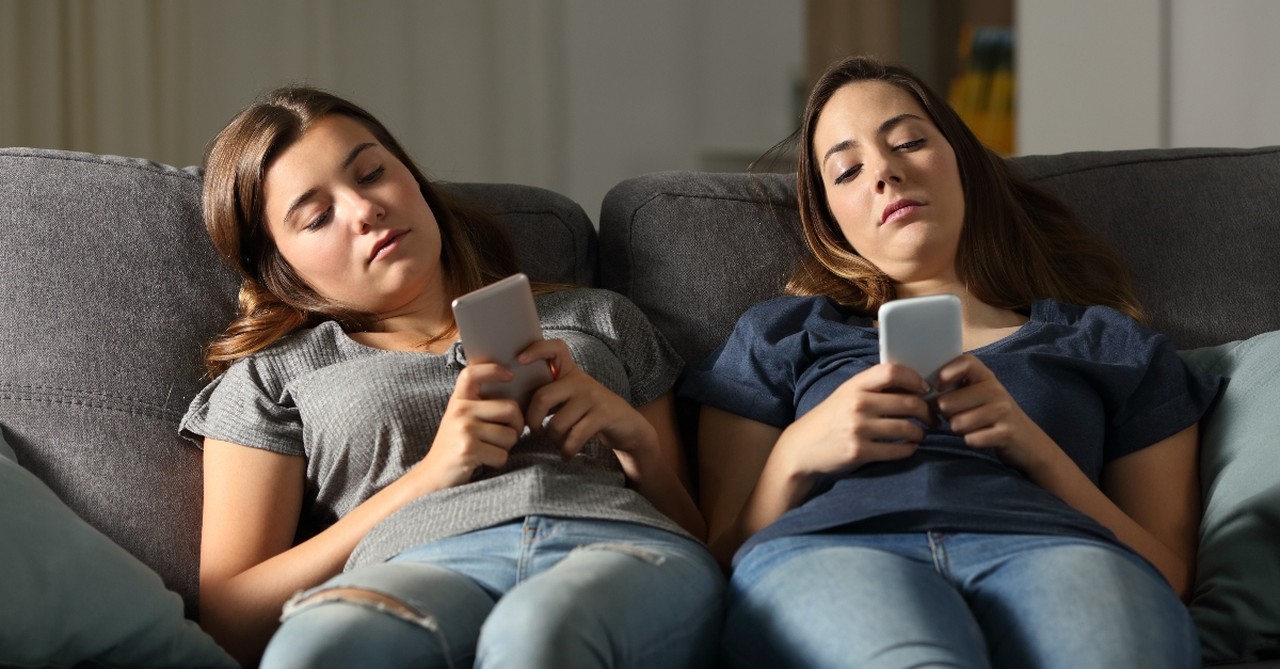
left=722, top=531, right=1199, bottom=669
left=259, top=516, right=723, bottom=669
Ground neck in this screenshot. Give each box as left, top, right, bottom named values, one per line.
left=358, top=280, right=457, bottom=351
left=891, top=279, right=1027, bottom=338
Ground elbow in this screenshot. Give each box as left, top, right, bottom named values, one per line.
left=199, top=581, right=270, bottom=668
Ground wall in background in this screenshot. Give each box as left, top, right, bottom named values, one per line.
left=1017, top=0, right=1280, bottom=155
left=0, top=0, right=804, bottom=221
left=1168, top=0, right=1280, bottom=148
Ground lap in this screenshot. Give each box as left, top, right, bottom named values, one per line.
left=725, top=532, right=1198, bottom=669
left=269, top=517, right=723, bottom=669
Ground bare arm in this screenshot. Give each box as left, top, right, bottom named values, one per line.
left=626, top=392, right=708, bottom=539
left=200, top=440, right=425, bottom=664
left=936, top=355, right=1201, bottom=598
left=698, top=364, right=932, bottom=566
left=698, top=407, right=785, bottom=566
left=200, top=363, right=527, bottom=665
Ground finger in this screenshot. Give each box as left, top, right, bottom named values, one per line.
left=861, top=439, right=920, bottom=462
left=945, top=397, right=1014, bottom=438
left=866, top=417, right=928, bottom=445
left=525, top=378, right=572, bottom=431
left=543, top=397, right=591, bottom=446
left=469, top=422, right=524, bottom=452
left=559, top=411, right=603, bottom=460
left=859, top=363, right=930, bottom=395
left=455, top=363, right=514, bottom=400
left=858, top=391, right=933, bottom=425
left=517, top=338, right=575, bottom=379
left=935, top=354, right=990, bottom=391
left=466, top=440, right=515, bottom=470
left=449, top=392, right=525, bottom=429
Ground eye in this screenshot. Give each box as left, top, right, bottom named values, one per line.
left=833, top=164, right=862, bottom=185
left=894, top=138, right=925, bottom=151
left=304, top=208, right=332, bottom=231
left=358, top=166, right=385, bottom=184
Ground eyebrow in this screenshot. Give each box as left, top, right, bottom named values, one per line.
left=821, top=113, right=925, bottom=167
left=281, top=142, right=378, bottom=228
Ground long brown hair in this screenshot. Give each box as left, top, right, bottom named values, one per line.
left=787, top=56, right=1142, bottom=320
left=201, top=86, right=520, bottom=377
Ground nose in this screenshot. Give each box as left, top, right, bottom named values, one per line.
left=873, top=156, right=904, bottom=193
left=344, top=191, right=385, bottom=232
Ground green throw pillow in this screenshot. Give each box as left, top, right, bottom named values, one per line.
left=0, top=426, right=237, bottom=669
left=1181, top=331, right=1280, bottom=664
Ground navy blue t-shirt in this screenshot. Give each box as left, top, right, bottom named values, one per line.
left=681, top=296, right=1222, bottom=566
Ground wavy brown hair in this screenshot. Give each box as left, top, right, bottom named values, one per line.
left=787, top=56, right=1142, bottom=320
left=201, top=87, right=522, bottom=377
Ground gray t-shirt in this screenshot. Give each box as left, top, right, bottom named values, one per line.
left=181, top=288, right=689, bottom=569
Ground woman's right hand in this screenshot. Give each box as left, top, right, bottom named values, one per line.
left=416, top=362, right=527, bottom=490
left=773, top=363, right=934, bottom=485
left=699, top=363, right=935, bottom=565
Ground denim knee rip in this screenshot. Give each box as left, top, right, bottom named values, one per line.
left=279, top=587, right=472, bottom=669
left=282, top=586, right=444, bottom=631
left=569, top=542, right=667, bottom=566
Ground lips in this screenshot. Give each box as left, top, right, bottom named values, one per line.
left=881, top=199, right=924, bottom=225
left=370, top=230, right=408, bottom=262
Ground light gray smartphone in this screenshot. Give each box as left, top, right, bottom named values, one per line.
left=877, top=294, right=963, bottom=398
left=451, top=273, right=554, bottom=409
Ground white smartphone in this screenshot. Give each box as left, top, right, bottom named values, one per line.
left=878, top=294, right=963, bottom=397
left=451, top=273, right=554, bottom=409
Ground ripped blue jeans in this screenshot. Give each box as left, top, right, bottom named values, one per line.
left=259, top=516, right=724, bottom=669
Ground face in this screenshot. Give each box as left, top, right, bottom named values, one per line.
left=262, top=114, right=444, bottom=317
left=812, top=80, right=965, bottom=284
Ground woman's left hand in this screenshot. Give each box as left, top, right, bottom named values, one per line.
left=933, top=354, right=1057, bottom=473
left=519, top=339, right=658, bottom=463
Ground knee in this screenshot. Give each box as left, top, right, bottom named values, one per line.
left=260, top=589, right=451, bottom=669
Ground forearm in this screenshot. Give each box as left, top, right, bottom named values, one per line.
left=1023, top=447, right=1193, bottom=598
left=707, top=438, right=816, bottom=566
left=201, top=472, right=433, bottom=663
left=617, top=447, right=707, bottom=539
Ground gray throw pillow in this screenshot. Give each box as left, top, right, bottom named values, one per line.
left=1180, top=331, right=1280, bottom=664
left=0, top=425, right=237, bottom=669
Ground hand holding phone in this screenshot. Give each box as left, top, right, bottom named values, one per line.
left=877, top=294, right=963, bottom=399
left=451, top=273, right=555, bottom=410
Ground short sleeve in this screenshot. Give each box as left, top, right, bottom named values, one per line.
left=680, top=296, right=822, bottom=428
left=1106, top=331, right=1223, bottom=461
left=1067, top=307, right=1224, bottom=461
left=538, top=288, right=684, bottom=407
left=179, top=355, right=304, bottom=457
left=597, top=291, right=684, bottom=406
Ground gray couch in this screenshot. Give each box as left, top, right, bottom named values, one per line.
left=1, top=145, right=1277, bottom=667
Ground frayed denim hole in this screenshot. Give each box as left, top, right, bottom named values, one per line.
left=277, top=587, right=470, bottom=669
left=280, top=587, right=438, bottom=631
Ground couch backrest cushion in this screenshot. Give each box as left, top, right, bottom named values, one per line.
left=599, top=171, right=805, bottom=368
left=599, top=146, right=1280, bottom=366
left=1012, top=146, right=1280, bottom=349
left=0, top=147, right=595, bottom=613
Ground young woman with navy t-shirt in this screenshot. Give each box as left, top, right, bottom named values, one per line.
left=682, top=56, right=1220, bottom=669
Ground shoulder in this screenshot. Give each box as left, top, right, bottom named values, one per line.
left=1031, top=299, right=1168, bottom=363
left=735, top=294, right=862, bottom=340
left=219, top=321, right=360, bottom=392
left=1035, top=300, right=1153, bottom=337
left=536, top=287, right=652, bottom=335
